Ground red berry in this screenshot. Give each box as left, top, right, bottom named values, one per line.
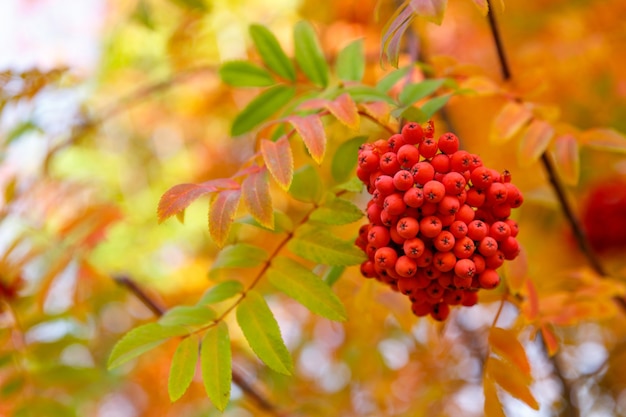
left=449, top=220, right=468, bottom=239
left=431, top=154, right=450, bottom=174
left=397, top=217, right=420, bottom=239
left=461, top=291, right=478, bottom=306
left=380, top=152, right=401, bottom=175
left=418, top=138, right=438, bottom=159
left=374, top=246, right=398, bottom=269
left=383, top=193, right=406, bottom=216
left=453, top=237, right=476, bottom=259
left=450, top=150, right=472, bottom=172
left=412, top=162, right=435, bottom=186
left=438, top=195, right=460, bottom=216
left=403, top=237, right=426, bottom=259
left=419, top=215, right=443, bottom=238
left=358, top=150, right=380, bottom=172
left=433, top=251, right=457, bottom=272
left=423, top=180, right=446, bottom=203
left=360, top=260, right=377, bottom=278
left=467, top=220, right=488, bottom=241
left=466, top=188, right=485, bottom=207
left=393, top=170, right=414, bottom=191
left=486, top=182, right=508, bottom=206
left=397, top=144, right=420, bottom=169
left=442, top=172, right=466, bottom=195
left=395, top=255, right=418, bottom=277
left=387, top=133, right=406, bottom=151
left=470, top=166, right=493, bottom=190
left=438, top=132, right=460, bottom=155
left=489, top=221, right=511, bottom=241
left=478, top=269, right=500, bottom=289
left=478, top=236, right=499, bottom=257
left=401, top=122, right=424, bottom=145
left=430, top=302, right=450, bottom=321
left=412, top=300, right=432, bottom=316
left=368, top=225, right=391, bottom=247
left=433, top=230, right=456, bottom=252
left=403, top=187, right=425, bottom=208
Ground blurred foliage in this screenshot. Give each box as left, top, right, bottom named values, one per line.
left=0, top=0, right=626, bottom=416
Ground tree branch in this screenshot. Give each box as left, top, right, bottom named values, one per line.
left=113, top=274, right=287, bottom=416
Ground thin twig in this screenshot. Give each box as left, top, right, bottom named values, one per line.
left=113, top=274, right=287, bottom=416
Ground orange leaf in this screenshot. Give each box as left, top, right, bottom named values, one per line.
left=158, top=183, right=218, bottom=223
left=580, top=128, right=626, bottom=154
left=518, top=119, right=555, bottom=165
left=326, top=93, right=359, bottom=130
left=209, top=189, right=241, bottom=248
left=483, top=375, right=506, bottom=417
left=540, top=323, right=559, bottom=357
left=242, top=167, right=274, bottom=229
left=552, top=134, right=580, bottom=186
left=489, top=327, right=531, bottom=377
left=261, top=137, right=293, bottom=190
left=359, top=102, right=393, bottom=128
left=470, top=0, right=489, bottom=16
left=504, top=246, right=527, bottom=294
left=288, top=115, right=326, bottom=164
left=522, top=278, right=539, bottom=321
left=486, top=357, right=539, bottom=410
left=37, top=252, right=73, bottom=311
left=490, top=101, right=532, bottom=145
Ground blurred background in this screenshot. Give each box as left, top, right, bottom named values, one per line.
left=0, top=0, right=625, bottom=416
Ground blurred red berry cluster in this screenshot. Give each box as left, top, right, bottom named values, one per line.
left=582, top=179, right=626, bottom=253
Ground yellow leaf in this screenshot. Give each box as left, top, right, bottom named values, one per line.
left=490, top=101, right=532, bottom=145
left=486, top=357, right=539, bottom=410
left=551, top=134, right=580, bottom=186
left=580, top=128, right=626, bottom=154
left=483, top=375, right=506, bottom=417
left=489, top=327, right=531, bottom=377
left=326, top=93, right=360, bottom=130
left=460, top=75, right=500, bottom=96
left=518, top=119, right=555, bottom=166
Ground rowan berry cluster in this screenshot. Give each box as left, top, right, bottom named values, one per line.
left=355, top=121, right=523, bottom=321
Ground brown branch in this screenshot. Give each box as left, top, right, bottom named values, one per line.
left=113, top=274, right=287, bottom=416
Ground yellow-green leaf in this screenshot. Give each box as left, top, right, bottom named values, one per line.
left=519, top=119, right=555, bottom=165
left=231, top=85, right=295, bottom=136
left=289, top=165, right=324, bottom=204
left=488, top=327, right=531, bottom=377
left=159, top=306, right=216, bottom=327
left=198, top=281, right=244, bottom=305
left=208, top=189, right=241, bottom=248
left=336, top=39, right=365, bottom=82
left=219, top=61, right=275, bottom=87
left=288, top=226, right=366, bottom=266
left=309, top=195, right=363, bottom=225
left=249, top=24, right=296, bottom=81
left=236, top=290, right=293, bottom=375
left=168, top=335, right=199, bottom=402
left=490, top=101, right=532, bottom=145
left=294, top=21, right=329, bottom=88
left=201, top=322, right=231, bottom=411
left=242, top=168, right=273, bottom=229
left=211, top=243, right=268, bottom=270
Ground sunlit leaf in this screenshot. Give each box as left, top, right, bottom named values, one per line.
left=231, top=85, right=295, bottom=136
left=381, top=3, right=416, bottom=68
left=201, top=322, right=231, bottom=411
left=211, top=243, right=268, bottom=270
left=519, top=119, right=555, bottom=165
left=294, top=21, right=330, bottom=87
left=486, top=357, right=539, bottom=410
left=376, top=66, right=411, bottom=92
left=488, top=327, right=531, bottom=377
left=288, top=226, right=366, bottom=266
left=359, top=102, right=393, bottom=127
left=540, top=323, right=559, bottom=357
left=332, top=136, right=368, bottom=182
left=249, top=24, right=296, bottom=81
left=289, top=165, right=324, bottom=204
left=580, top=128, right=626, bottom=154
left=168, top=335, right=199, bottom=402
left=334, top=176, right=364, bottom=193
left=168, top=0, right=208, bottom=11
left=309, top=195, right=363, bottom=225
left=208, top=189, right=241, bottom=247
left=483, top=375, right=506, bottom=417
left=158, top=183, right=216, bottom=223
left=236, top=211, right=294, bottom=233
left=219, top=61, right=275, bottom=87
left=132, top=0, right=155, bottom=30
left=159, top=305, right=216, bottom=327
left=490, top=101, right=532, bottom=145
left=198, top=281, right=244, bottom=305
left=288, top=114, right=326, bottom=164
left=398, top=79, right=445, bottom=106
left=242, top=167, right=273, bottom=229
left=323, top=265, right=346, bottom=287
left=236, top=290, right=293, bottom=375
left=108, top=323, right=188, bottom=369
left=326, top=93, right=359, bottom=130
left=267, top=256, right=347, bottom=321
left=552, top=134, right=580, bottom=186
left=336, top=39, right=365, bottom=82
left=261, top=136, right=294, bottom=190
left=420, top=93, right=452, bottom=118
left=345, top=85, right=396, bottom=104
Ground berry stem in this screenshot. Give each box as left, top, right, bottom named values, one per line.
left=113, top=274, right=288, bottom=417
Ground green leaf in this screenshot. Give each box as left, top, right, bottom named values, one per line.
left=242, top=168, right=274, bottom=229
left=159, top=306, right=216, bottom=327
left=249, top=24, right=296, bottom=81
left=237, top=290, right=293, bottom=374
left=310, top=195, right=363, bottom=225
left=334, top=176, right=364, bottom=193
left=198, top=281, right=244, bottom=305
left=268, top=257, right=347, bottom=321
left=332, top=135, right=368, bottom=182
left=294, top=21, right=330, bottom=88
left=108, top=323, right=188, bottom=369
left=236, top=210, right=294, bottom=234
left=393, top=105, right=428, bottom=122
left=336, top=39, right=365, bottom=82
left=132, top=0, right=155, bottom=30
left=208, top=189, right=241, bottom=247
left=376, top=66, right=411, bottom=92
left=345, top=85, right=396, bottom=104
left=201, top=322, right=231, bottom=411
left=289, top=165, right=324, bottom=204
left=420, top=93, right=452, bottom=118
left=288, top=226, right=366, bottom=266
left=323, top=265, right=345, bottom=287
left=168, top=0, right=208, bottom=11
left=219, top=61, right=275, bottom=87
left=168, top=335, right=199, bottom=402
left=398, top=79, right=445, bottom=106
left=211, top=243, right=268, bottom=270
left=231, top=85, right=295, bottom=136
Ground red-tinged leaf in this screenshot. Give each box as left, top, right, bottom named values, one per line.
left=37, top=252, right=73, bottom=311
left=261, top=137, right=293, bottom=190
left=486, top=357, right=539, bottom=410
left=297, top=98, right=329, bottom=111
left=408, top=0, right=448, bottom=25
left=519, top=119, right=555, bottom=165
left=359, top=102, right=393, bottom=128
left=381, top=3, right=416, bottom=67
left=288, top=115, right=326, bottom=164
left=484, top=375, right=506, bottom=417
left=158, top=183, right=218, bottom=223
left=540, top=323, right=559, bottom=357
left=580, top=128, right=626, bottom=154
left=470, top=0, right=489, bottom=16
left=522, top=278, right=539, bottom=321
left=490, top=101, right=532, bottom=145
left=209, top=189, right=241, bottom=247
left=489, top=327, right=531, bottom=377
left=241, top=168, right=273, bottom=229
left=326, top=93, right=359, bottom=130
left=552, top=134, right=580, bottom=185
